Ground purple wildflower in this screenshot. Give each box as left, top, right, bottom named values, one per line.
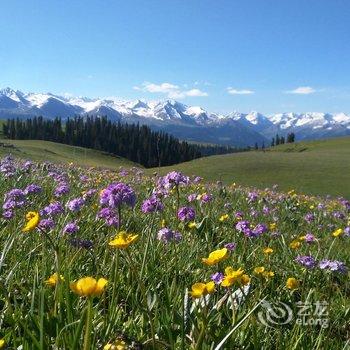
left=24, top=184, right=42, bottom=195
left=317, top=203, right=325, bottom=210
left=200, top=193, right=213, bottom=203
left=63, top=221, right=80, bottom=234
left=333, top=211, right=345, bottom=220
left=235, top=211, right=244, bottom=220
left=38, top=218, right=56, bottom=231
left=97, top=208, right=119, bottom=227
left=319, top=259, right=347, bottom=273
left=141, top=195, right=164, bottom=213
left=177, top=206, right=196, bottom=222
left=211, top=272, right=224, bottom=284
left=236, top=220, right=250, bottom=233
left=224, top=242, right=236, bottom=251
left=304, top=213, right=315, bottom=223
left=304, top=232, right=316, bottom=243
left=2, top=209, right=13, bottom=219
left=262, top=206, right=270, bottom=215
left=159, top=171, right=189, bottom=190
left=247, top=192, right=258, bottom=203
left=0, top=156, right=16, bottom=177
left=4, top=189, right=26, bottom=209
left=157, top=227, right=182, bottom=243
left=67, top=197, right=85, bottom=212
left=193, top=176, right=202, bottom=184
left=54, top=183, right=70, bottom=197
left=251, top=223, right=268, bottom=237
left=100, top=182, right=136, bottom=208
left=83, top=189, right=97, bottom=200
left=40, top=202, right=64, bottom=217
left=295, top=255, right=317, bottom=269
left=340, top=199, right=350, bottom=211
left=187, top=194, right=197, bottom=202
left=119, top=169, right=129, bottom=177
left=344, top=227, right=350, bottom=237
left=80, top=175, right=89, bottom=182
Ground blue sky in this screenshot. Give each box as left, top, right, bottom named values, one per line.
left=1, top=0, right=350, bottom=114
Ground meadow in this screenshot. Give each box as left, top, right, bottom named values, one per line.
left=0, top=139, right=135, bottom=170
left=0, top=155, right=349, bottom=349
left=1, top=136, right=349, bottom=198
left=161, top=136, right=350, bottom=198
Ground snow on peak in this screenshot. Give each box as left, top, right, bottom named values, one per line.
left=1, top=87, right=350, bottom=139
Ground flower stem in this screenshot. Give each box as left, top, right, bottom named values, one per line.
left=83, top=298, right=93, bottom=350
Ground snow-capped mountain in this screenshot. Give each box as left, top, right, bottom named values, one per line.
left=227, top=111, right=275, bottom=133
left=263, top=112, right=350, bottom=139
left=1, top=87, right=350, bottom=146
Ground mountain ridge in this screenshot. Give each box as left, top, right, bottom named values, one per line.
left=1, top=87, right=350, bottom=146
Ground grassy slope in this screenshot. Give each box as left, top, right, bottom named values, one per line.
left=0, top=136, right=349, bottom=198
left=154, top=137, right=350, bottom=198
left=0, top=139, right=136, bottom=169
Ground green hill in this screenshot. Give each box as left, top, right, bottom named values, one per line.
left=1, top=137, right=349, bottom=198
left=0, top=139, right=136, bottom=169
left=154, top=137, right=350, bottom=198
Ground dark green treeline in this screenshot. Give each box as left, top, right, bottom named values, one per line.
left=3, top=116, right=239, bottom=167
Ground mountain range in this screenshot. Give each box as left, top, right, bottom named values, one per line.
left=1, top=87, right=350, bottom=147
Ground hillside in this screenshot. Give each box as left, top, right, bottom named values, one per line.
left=0, top=137, right=349, bottom=198
left=154, top=137, right=350, bottom=198
left=0, top=139, right=136, bottom=169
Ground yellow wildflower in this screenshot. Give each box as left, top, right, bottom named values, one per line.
left=25, top=211, right=37, bottom=220
left=332, top=228, right=343, bottom=237
left=45, top=273, right=64, bottom=287
left=0, top=339, right=5, bottom=349
left=240, top=274, right=251, bottom=285
left=286, top=277, right=299, bottom=290
left=70, top=277, right=108, bottom=297
left=262, top=271, right=275, bottom=279
left=190, top=281, right=215, bottom=298
left=202, top=248, right=229, bottom=266
left=108, top=231, right=139, bottom=249
left=269, top=222, right=277, bottom=230
left=103, top=339, right=127, bottom=350
left=221, top=267, right=249, bottom=287
left=22, top=211, right=40, bottom=232
left=289, top=240, right=301, bottom=249
left=254, top=266, right=265, bottom=274
left=219, top=214, right=229, bottom=222
left=187, top=221, right=197, bottom=229
left=263, top=247, right=273, bottom=255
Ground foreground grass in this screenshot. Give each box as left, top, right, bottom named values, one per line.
left=156, top=137, right=350, bottom=198
left=0, top=139, right=136, bottom=170
left=0, top=156, right=349, bottom=349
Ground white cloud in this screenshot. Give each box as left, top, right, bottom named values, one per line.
left=134, top=82, right=208, bottom=99
left=143, top=82, right=179, bottom=93
left=227, top=87, right=254, bottom=95
left=286, top=86, right=316, bottom=94
left=185, top=89, right=208, bottom=97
